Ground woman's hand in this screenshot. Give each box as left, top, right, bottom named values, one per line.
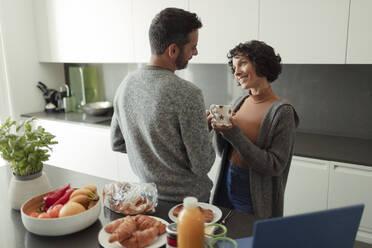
left=206, top=109, right=214, bottom=131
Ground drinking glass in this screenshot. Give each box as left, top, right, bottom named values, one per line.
left=208, top=237, right=238, bottom=248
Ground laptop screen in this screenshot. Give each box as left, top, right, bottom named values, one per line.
left=250, top=205, right=364, bottom=248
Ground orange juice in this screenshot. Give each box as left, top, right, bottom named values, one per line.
left=177, top=197, right=205, bottom=248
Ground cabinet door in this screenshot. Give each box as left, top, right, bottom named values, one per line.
left=116, top=153, right=140, bottom=183
left=33, top=0, right=134, bottom=62
left=132, top=0, right=188, bottom=63
left=329, top=162, right=372, bottom=233
left=189, top=0, right=259, bottom=63
left=35, top=120, right=118, bottom=180
left=284, top=156, right=330, bottom=216
left=346, top=0, right=372, bottom=63
left=259, top=0, right=350, bottom=64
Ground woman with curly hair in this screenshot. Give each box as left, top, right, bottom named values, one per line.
left=208, top=40, right=299, bottom=218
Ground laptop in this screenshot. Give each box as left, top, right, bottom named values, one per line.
left=236, top=204, right=364, bottom=248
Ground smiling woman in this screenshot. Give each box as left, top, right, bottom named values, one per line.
left=209, top=40, right=299, bottom=219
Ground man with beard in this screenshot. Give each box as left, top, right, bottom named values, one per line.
left=110, top=8, right=215, bottom=202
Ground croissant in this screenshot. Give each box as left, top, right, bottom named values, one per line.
left=203, top=209, right=214, bottom=223
left=135, top=215, right=166, bottom=234
left=136, top=226, right=159, bottom=248
left=120, top=235, right=138, bottom=248
left=154, top=220, right=166, bottom=235
left=135, top=215, right=157, bottom=230
left=109, top=216, right=137, bottom=243
left=105, top=218, right=126, bottom=233
left=173, top=205, right=214, bottom=223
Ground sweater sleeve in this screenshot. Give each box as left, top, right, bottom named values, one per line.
left=221, top=105, right=296, bottom=176
left=212, top=130, right=226, bottom=157
left=110, top=112, right=127, bottom=153
left=179, top=89, right=216, bottom=175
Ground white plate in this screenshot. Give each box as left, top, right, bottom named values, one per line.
left=168, top=203, right=222, bottom=224
left=98, top=216, right=168, bottom=248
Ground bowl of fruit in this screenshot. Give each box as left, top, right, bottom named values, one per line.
left=21, top=183, right=101, bottom=236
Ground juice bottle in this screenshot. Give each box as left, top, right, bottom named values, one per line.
left=177, top=197, right=205, bottom=248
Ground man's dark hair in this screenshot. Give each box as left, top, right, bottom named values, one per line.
left=149, top=8, right=202, bottom=55
left=227, top=40, right=282, bottom=83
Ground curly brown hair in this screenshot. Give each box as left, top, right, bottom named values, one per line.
left=227, top=40, right=282, bottom=83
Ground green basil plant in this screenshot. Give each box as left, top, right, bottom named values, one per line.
left=0, top=118, right=58, bottom=176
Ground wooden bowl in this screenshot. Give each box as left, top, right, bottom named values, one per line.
left=21, top=191, right=101, bottom=236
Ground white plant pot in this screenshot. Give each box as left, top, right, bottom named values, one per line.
left=8, top=171, right=52, bottom=210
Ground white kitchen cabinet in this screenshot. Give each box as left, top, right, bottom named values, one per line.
left=328, top=162, right=372, bottom=243
left=132, top=0, right=188, bottom=63
left=346, top=0, right=372, bottom=63
left=284, top=156, right=330, bottom=216
left=189, top=0, right=259, bottom=63
left=34, top=119, right=119, bottom=180
left=285, top=156, right=372, bottom=244
left=259, top=0, right=350, bottom=64
left=33, top=0, right=134, bottom=63
left=116, top=153, right=140, bottom=183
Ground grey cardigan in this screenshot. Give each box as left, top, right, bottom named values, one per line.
left=212, top=93, right=299, bottom=219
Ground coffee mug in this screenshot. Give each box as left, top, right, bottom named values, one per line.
left=210, top=104, right=233, bottom=126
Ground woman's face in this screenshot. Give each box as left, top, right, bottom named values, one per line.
left=232, top=54, right=260, bottom=90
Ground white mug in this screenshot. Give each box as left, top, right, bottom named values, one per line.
left=210, top=104, right=233, bottom=126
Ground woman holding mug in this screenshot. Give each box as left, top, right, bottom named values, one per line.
left=208, top=40, right=299, bottom=219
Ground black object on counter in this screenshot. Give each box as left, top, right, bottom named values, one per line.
left=36, top=82, right=60, bottom=112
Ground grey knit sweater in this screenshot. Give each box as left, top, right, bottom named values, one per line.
left=111, top=65, right=215, bottom=202
left=212, top=93, right=299, bottom=219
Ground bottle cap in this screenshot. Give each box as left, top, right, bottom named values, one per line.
left=183, top=196, right=198, bottom=209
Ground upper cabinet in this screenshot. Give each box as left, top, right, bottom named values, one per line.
left=132, top=0, right=188, bottom=63
left=33, top=0, right=134, bottom=63
left=259, top=0, right=350, bottom=64
left=189, top=0, right=259, bottom=64
left=346, top=0, right=372, bottom=64
left=32, top=0, right=372, bottom=64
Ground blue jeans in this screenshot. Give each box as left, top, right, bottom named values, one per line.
left=226, top=162, right=254, bottom=214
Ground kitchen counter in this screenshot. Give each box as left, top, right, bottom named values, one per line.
left=21, top=112, right=372, bottom=167
left=295, top=132, right=372, bottom=167
left=21, top=111, right=112, bottom=126
left=0, top=165, right=258, bottom=248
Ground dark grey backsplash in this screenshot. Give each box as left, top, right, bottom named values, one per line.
left=101, top=63, right=240, bottom=107
left=99, top=63, right=372, bottom=140
left=272, top=64, right=372, bottom=140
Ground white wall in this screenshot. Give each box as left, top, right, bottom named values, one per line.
left=0, top=0, right=64, bottom=120
left=0, top=24, right=11, bottom=122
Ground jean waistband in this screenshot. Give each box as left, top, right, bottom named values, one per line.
left=228, top=162, right=250, bottom=174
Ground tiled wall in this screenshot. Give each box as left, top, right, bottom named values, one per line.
left=272, top=65, right=372, bottom=140
left=98, top=63, right=372, bottom=140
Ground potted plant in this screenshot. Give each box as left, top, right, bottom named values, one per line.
left=0, top=118, right=58, bottom=210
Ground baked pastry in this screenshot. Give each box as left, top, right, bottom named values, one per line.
left=103, top=182, right=157, bottom=215
left=173, top=204, right=214, bottom=223
left=104, top=215, right=166, bottom=248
